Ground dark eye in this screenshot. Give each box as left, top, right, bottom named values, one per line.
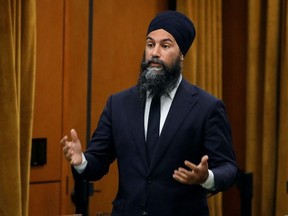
left=146, top=42, right=154, bottom=48
left=162, top=44, right=171, bottom=49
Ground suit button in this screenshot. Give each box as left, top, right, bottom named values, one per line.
left=147, top=177, right=152, bottom=184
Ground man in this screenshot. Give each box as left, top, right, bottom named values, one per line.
left=61, top=10, right=238, bottom=216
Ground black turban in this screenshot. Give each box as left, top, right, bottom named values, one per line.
left=147, top=10, right=196, bottom=56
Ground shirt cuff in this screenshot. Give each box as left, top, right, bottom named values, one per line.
left=73, top=153, right=87, bottom=174
left=200, top=169, right=215, bottom=190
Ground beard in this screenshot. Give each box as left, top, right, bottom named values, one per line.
left=137, top=53, right=182, bottom=100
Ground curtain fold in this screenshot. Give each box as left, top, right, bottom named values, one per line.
left=177, top=1, right=223, bottom=216
left=246, top=0, right=287, bottom=215
left=0, top=0, right=36, bottom=215
left=177, top=0, right=222, bottom=97
left=275, top=2, right=288, bottom=214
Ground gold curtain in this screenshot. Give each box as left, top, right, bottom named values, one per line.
left=276, top=1, right=288, bottom=215
left=0, top=0, right=36, bottom=215
left=246, top=0, right=288, bottom=215
left=177, top=1, right=223, bottom=216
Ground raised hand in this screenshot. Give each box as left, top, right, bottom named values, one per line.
left=173, top=155, right=209, bottom=185
left=60, top=129, right=83, bottom=166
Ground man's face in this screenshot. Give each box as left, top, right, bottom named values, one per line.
left=145, top=29, right=183, bottom=69
left=137, top=29, right=183, bottom=98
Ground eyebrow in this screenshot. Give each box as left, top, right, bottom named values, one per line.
left=146, top=36, right=173, bottom=43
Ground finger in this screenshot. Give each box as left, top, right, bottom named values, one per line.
left=67, top=146, right=76, bottom=158
left=173, top=171, right=187, bottom=183
left=173, top=170, right=184, bottom=182
left=63, top=140, right=75, bottom=157
left=184, top=160, right=197, bottom=170
left=177, top=167, right=192, bottom=176
left=63, top=144, right=69, bottom=153
left=70, top=129, right=78, bottom=142
left=201, top=155, right=209, bottom=165
left=64, top=150, right=72, bottom=161
left=174, top=170, right=187, bottom=179
left=65, top=151, right=72, bottom=159
left=68, top=149, right=74, bottom=157
left=60, top=135, right=68, bottom=145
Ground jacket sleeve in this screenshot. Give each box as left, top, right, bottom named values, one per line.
left=203, top=99, right=239, bottom=192
left=72, top=96, right=117, bottom=181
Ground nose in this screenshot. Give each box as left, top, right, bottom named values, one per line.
left=151, top=44, right=161, bottom=58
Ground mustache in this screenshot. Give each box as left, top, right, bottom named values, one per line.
left=147, top=57, right=165, bottom=65
left=142, top=57, right=166, bottom=70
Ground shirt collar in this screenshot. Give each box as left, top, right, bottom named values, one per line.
left=167, top=74, right=182, bottom=99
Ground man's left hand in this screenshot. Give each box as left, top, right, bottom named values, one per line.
left=173, top=155, right=209, bottom=185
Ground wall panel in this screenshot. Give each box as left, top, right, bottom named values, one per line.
left=30, top=0, right=64, bottom=183
left=61, top=0, right=89, bottom=214
left=29, top=182, right=61, bottom=216
left=29, top=0, right=64, bottom=215
left=222, top=0, right=248, bottom=215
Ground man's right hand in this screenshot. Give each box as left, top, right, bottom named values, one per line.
left=61, top=129, right=83, bottom=166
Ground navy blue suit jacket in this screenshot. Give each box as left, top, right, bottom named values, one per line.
left=73, top=79, right=238, bottom=216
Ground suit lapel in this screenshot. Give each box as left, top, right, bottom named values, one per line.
left=149, top=80, right=198, bottom=172
left=124, top=88, right=149, bottom=170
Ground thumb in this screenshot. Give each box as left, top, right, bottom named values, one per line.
left=201, top=155, right=209, bottom=165
left=70, top=129, right=79, bottom=142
